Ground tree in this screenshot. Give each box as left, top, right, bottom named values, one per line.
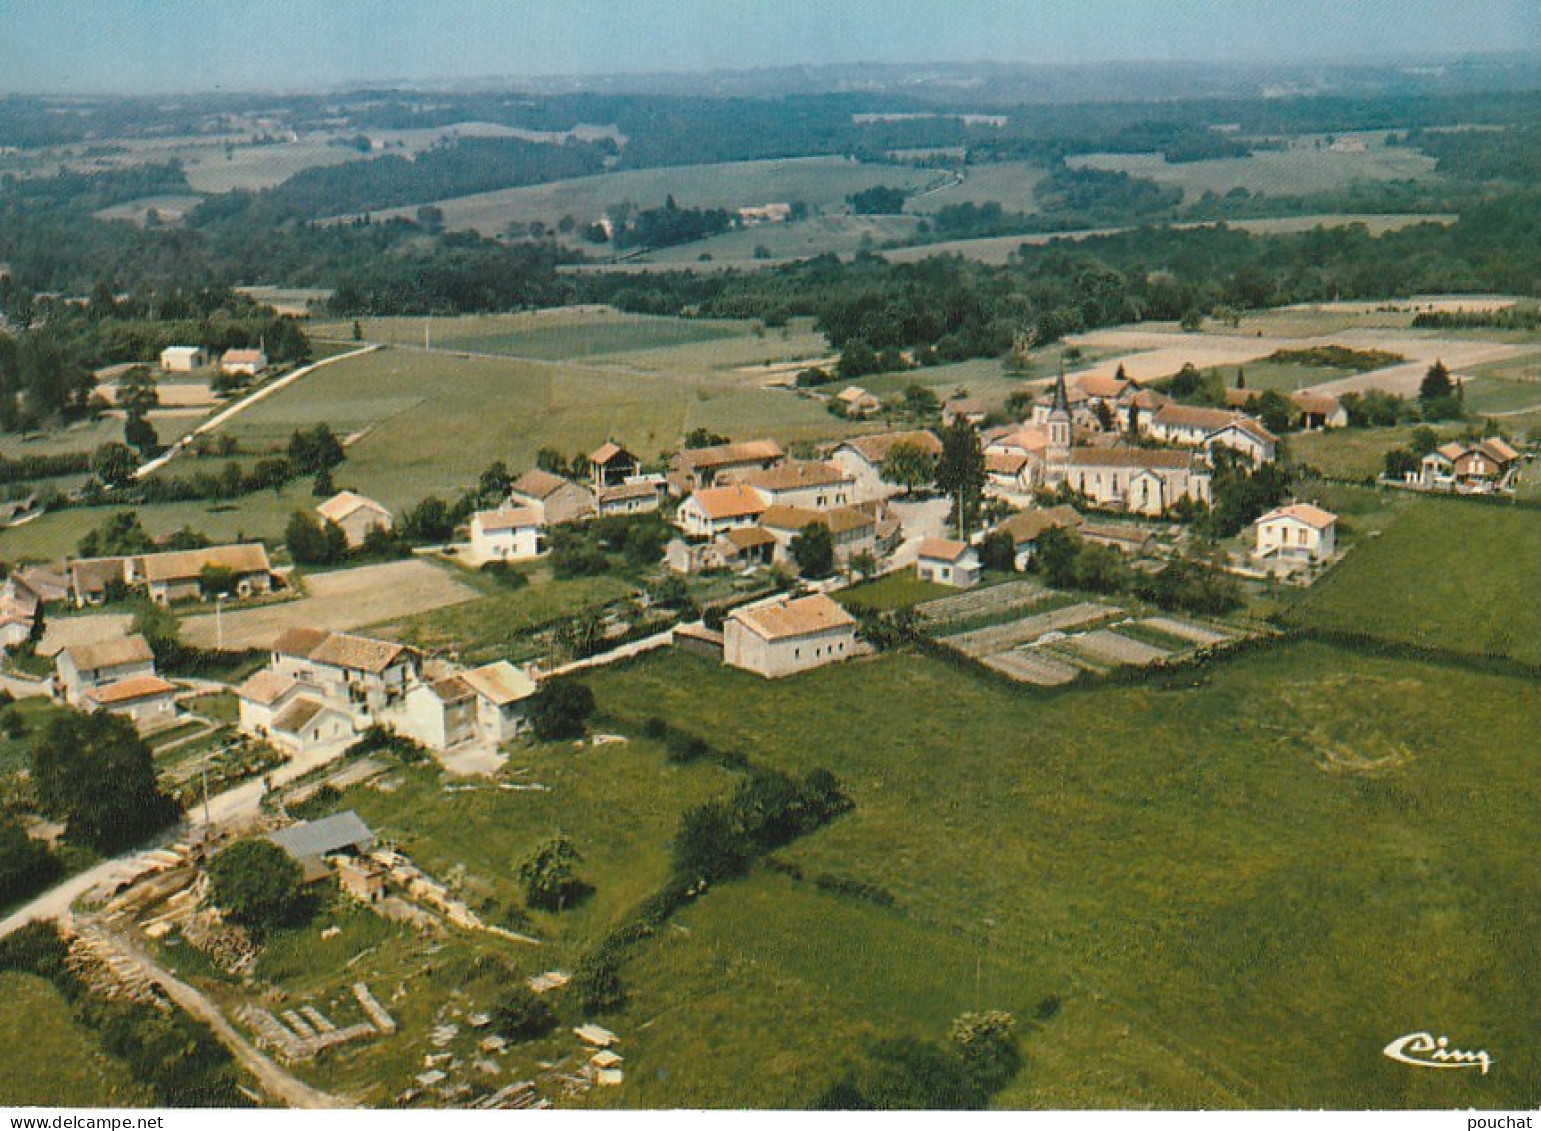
left=0, top=819, right=61, bottom=906
left=881, top=441, right=937, bottom=496
left=399, top=496, right=454, bottom=544
left=491, top=984, right=556, bottom=1041
left=519, top=835, right=589, bottom=911
left=91, top=441, right=138, bottom=488
left=790, top=522, right=835, bottom=579
left=849, top=550, right=880, bottom=581
left=528, top=677, right=595, bottom=741
left=934, top=422, right=987, bottom=532
left=287, top=424, right=344, bottom=475
left=977, top=530, right=1016, bottom=573
left=207, top=840, right=309, bottom=933
left=1384, top=447, right=1421, bottom=480
left=1253, top=388, right=1293, bottom=435
left=198, top=564, right=236, bottom=597
left=30, top=712, right=179, bottom=852
left=116, top=366, right=160, bottom=417
left=123, top=411, right=158, bottom=457
left=285, top=511, right=346, bottom=565
left=1420, top=359, right=1453, bottom=402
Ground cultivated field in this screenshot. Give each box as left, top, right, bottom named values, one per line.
left=358, top=157, right=944, bottom=238
left=179, top=559, right=482, bottom=650
left=585, top=644, right=1541, bottom=1107
left=1068, top=135, right=1439, bottom=203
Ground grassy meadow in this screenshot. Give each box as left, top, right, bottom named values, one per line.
left=0, top=973, right=153, bottom=1106
left=578, top=643, right=1541, bottom=1108
left=1287, top=496, right=1541, bottom=664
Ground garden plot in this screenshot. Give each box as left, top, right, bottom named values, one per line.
left=979, top=649, right=1081, bottom=686
left=1059, top=629, right=1172, bottom=668
left=914, top=580, right=1046, bottom=627
left=1136, top=616, right=1233, bottom=647
left=938, top=601, right=1115, bottom=657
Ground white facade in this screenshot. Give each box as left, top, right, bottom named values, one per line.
left=1254, top=506, right=1337, bottom=563
left=160, top=346, right=207, bottom=372
left=722, top=595, right=859, bottom=679
left=469, top=509, right=542, bottom=563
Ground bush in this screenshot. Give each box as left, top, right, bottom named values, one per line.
left=571, top=950, right=626, bottom=1014
left=519, top=835, right=590, bottom=911
left=0, top=820, right=62, bottom=909
left=479, top=560, right=530, bottom=589
left=492, top=984, right=556, bottom=1041
left=527, top=677, right=596, bottom=742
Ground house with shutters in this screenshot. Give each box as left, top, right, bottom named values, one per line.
left=1254, top=503, right=1338, bottom=565
left=269, top=627, right=418, bottom=717
left=1419, top=438, right=1522, bottom=493
left=676, top=484, right=768, bottom=538
left=729, top=460, right=854, bottom=511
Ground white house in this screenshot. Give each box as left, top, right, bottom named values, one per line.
left=458, top=661, right=538, bottom=744
left=731, top=460, right=854, bottom=511
left=469, top=507, right=542, bottom=563
left=915, top=538, right=981, bottom=588
left=1254, top=503, right=1338, bottom=564
left=83, top=674, right=180, bottom=731
left=219, top=348, right=268, bottom=376
left=723, top=593, right=859, bottom=679
left=160, top=346, right=207, bottom=372
left=1206, top=417, right=1278, bottom=467
left=1144, top=404, right=1237, bottom=447
left=676, top=484, right=768, bottom=538
left=386, top=660, right=537, bottom=751
left=316, top=491, right=393, bottom=548
left=267, top=697, right=356, bottom=757
left=55, top=634, right=157, bottom=706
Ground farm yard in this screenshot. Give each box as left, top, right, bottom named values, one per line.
left=583, top=644, right=1541, bottom=1108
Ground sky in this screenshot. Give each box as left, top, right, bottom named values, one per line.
left=2, top=0, right=1538, bottom=94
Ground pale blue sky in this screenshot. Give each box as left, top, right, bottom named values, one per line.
left=2, top=0, right=1537, bottom=94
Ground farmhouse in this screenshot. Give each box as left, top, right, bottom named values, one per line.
left=267, top=696, right=358, bottom=757
left=830, top=430, right=942, bottom=502
left=470, top=507, right=543, bottom=563
left=665, top=527, right=777, bottom=573
left=0, top=594, right=35, bottom=649
left=160, top=345, right=207, bottom=372
left=235, top=669, right=308, bottom=736
left=55, top=634, right=156, bottom=706
left=317, top=491, right=393, bottom=548
left=915, top=538, right=981, bottom=589
left=1145, top=404, right=1240, bottom=446
left=992, top=505, right=1084, bottom=570
left=1254, top=503, right=1338, bottom=564
left=219, top=348, right=268, bottom=376
left=730, top=460, right=854, bottom=510
left=595, top=478, right=664, bottom=517
left=67, top=557, right=131, bottom=607
left=270, top=627, right=417, bottom=715
left=506, top=469, right=596, bottom=525
left=391, top=660, right=536, bottom=751
left=757, top=504, right=878, bottom=565
left=669, top=439, right=784, bottom=493
left=723, top=593, right=858, bottom=679
left=82, top=674, right=179, bottom=731
left=132, top=543, right=274, bottom=605
left=1291, top=392, right=1348, bottom=430
left=676, top=484, right=767, bottom=538
left=942, top=397, right=989, bottom=427
left=836, top=386, right=881, bottom=418
left=587, top=441, right=642, bottom=489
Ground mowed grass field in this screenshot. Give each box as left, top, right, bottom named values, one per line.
left=582, top=643, right=1541, bottom=1109
left=1287, top=496, right=1541, bottom=664
left=221, top=335, right=857, bottom=511
left=0, top=973, right=152, bottom=1106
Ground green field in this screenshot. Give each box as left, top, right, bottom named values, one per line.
left=834, top=567, right=952, bottom=610
left=1069, top=135, right=1439, bottom=204
left=1288, top=496, right=1541, bottom=664
left=364, top=157, right=944, bottom=239
left=0, top=698, right=73, bottom=776
left=0, top=973, right=153, bottom=1106
left=1289, top=425, right=1457, bottom=481
left=580, top=643, right=1541, bottom=1108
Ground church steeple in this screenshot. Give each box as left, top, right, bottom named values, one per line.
left=1048, top=363, right=1072, bottom=464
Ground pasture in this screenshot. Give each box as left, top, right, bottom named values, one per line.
left=0, top=973, right=152, bottom=1106
left=582, top=643, right=1541, bottom=1108
left=1287, top=495, right=1541, bottom=665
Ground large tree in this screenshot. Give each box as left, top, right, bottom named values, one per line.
left=30, top=712, right=180, bottom=852
left=934, top=421, right=987, bottom=532
left=790, top=521, right=835, bottom=579
left=881, top=440, right=937, bottom=497
left=207, top=839, right=309, bottom=933
left=518, top=835, right=588, bottom=911
left=527, top=677, right=595, bottom=742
